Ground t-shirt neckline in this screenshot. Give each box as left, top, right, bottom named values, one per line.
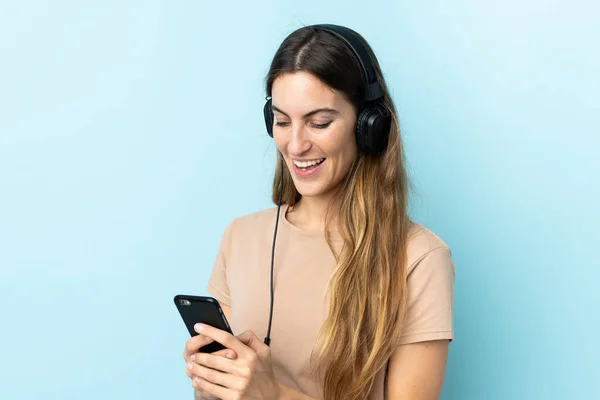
left=278, top=203, right=342, bottom=240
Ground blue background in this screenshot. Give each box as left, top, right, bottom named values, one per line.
left=1, top=1, right=598, bottom=399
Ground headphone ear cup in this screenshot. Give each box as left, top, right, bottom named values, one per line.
left=355, top=105, right=391, bottom=153
left=355, top=108, right=371, bottom=152
left=264, top=98, right=274, bottom=137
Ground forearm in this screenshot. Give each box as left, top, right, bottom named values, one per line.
left=278, top=383, right=319, bottom=400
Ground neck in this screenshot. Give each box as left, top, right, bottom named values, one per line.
left=288, top=194, right=340, bottom=232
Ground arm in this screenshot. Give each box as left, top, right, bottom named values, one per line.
left=279, top=341, right=448, bottom=400
left=386, top=339, right=450, bottom=400
left=278, top=341, right=449, bottom=400
left=385, top=244, right=454, bottom=400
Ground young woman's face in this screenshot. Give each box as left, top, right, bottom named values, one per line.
left=271, top=71, right=358, bottom=200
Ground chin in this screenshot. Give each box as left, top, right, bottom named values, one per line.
left=293, top=181, right=334, bottom=199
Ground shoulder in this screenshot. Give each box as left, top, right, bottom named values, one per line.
left=405, top=221, right=453, bottom=275
left=222, top=206, right=280, bottom=237
left=215, top=206, right=281, bottom=256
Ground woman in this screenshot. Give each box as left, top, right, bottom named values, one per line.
left=183, top=24, right=455, bottom=400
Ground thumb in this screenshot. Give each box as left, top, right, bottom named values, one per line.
left=211, top=348, right=238, bottom=360
left=191, top=348, right=237, bottom=363
left=236, top=330, right=266, bottom=353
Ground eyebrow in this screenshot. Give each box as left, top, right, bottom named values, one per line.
left=271, top=105, right=340, bottom=118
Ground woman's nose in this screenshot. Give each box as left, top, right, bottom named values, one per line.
left=287, top=125, right=312, bottom=155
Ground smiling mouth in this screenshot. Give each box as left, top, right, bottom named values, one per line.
left=292, top=158, right=326, bottom=170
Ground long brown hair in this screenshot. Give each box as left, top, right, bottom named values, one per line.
left=265, top=25, right=410, bottom=400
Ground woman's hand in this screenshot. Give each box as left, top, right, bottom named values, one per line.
left=187, top=323, right=280, bottom=400
left=184, top=329, right=239, bottom=399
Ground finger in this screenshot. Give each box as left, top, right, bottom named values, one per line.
left=190, top=379, right=213, bottom=399
left=195, top=352, right=237, bottom=374
left=185, top=361, right=201, bottom=381
left=194, top=376, right=235, bottom=400
left=236, top=330, right=267, bottom=354
left=191, top=379, right=209, bottom=395
left=186, top=349, right=237, bottom=384
left=194, top=323, right=250, bottom=356
left=184, top=334, right=215, bottom=361
left=209, top=348, right=238, bottom=360
left=191, top=349, right=237, bottom=362
left=188, top=359, right=242, bottom=390
left=188, top=348, right=237, bottom=369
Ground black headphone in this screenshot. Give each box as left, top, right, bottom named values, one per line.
left=262, top=24, right=390, bottom=347
left=263, top=23, right=392, bottom=154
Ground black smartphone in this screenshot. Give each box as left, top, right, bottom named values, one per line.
left=174, top=294, right=233, bottom=353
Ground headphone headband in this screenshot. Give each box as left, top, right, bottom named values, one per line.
left=309, top=24, right=384, bottom=102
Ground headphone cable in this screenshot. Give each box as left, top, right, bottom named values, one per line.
left=264, top=156, right=284, bottom=346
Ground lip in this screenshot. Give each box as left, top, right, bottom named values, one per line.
left=292, top=159, right=325, bottom=178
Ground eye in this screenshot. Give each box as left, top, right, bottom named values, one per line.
left=274, top=121, right=332, bottom=129
left=312, top=121, right=332, bottom=129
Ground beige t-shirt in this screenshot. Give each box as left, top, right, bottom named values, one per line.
left=206, top=204, right=455, bottom=399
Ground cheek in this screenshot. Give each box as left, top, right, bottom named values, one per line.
left=272, top=134, right=286, bottom=153
left=326, top=130, right=357, bottom=163
left=335, top=149, right=356, bottom=178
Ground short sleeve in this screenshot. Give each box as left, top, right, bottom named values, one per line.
left=205, top=219, right=236, bottom=307
left=396, top=246, right=455, bottom=345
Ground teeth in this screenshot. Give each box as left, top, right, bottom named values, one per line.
left=293, top=158, right=325, bottom=168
